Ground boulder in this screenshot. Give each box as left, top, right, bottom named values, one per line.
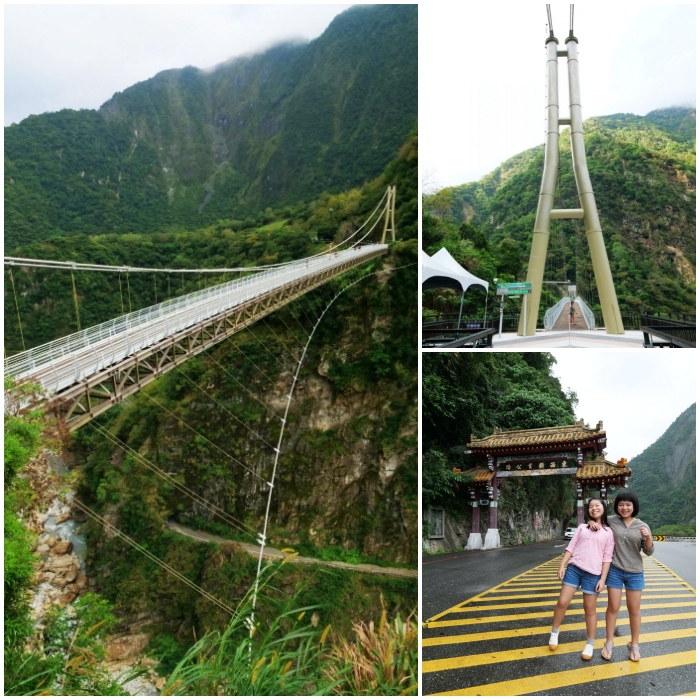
left=55, top=512, right=71, bottom=525
left=59, top=591, right=77, bottom=605
left=53, top=540, right=73, bottom=555
left=105, top=634, right=151, bottom=662
left=47, top=536, right=57, bottom=547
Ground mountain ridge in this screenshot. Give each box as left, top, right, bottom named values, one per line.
left=5, top=4, right=417, bottom=247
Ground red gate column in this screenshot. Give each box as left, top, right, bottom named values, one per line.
left=576, top=482, right=585, bottom=525
left=466, top=487, right=483, bottom=550
left=483, top=478, right=501, bottom=550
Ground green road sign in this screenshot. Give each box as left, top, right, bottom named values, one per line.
left=497, top=282, right=532, bottom=296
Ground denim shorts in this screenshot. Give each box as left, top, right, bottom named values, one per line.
left=606, top=563, right=645, bottom=591
left=562, top=563, right=601, bottom=595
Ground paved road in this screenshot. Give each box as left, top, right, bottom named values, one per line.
left=168, top=519, right=417, bottom=578
left=651, top=541, right=696, bottom=589
left=422, top=540, right=569, bottom=620
left=422, top=540, right=695, bottom=696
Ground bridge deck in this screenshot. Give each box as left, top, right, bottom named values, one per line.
left=6, top=245, right=387, bottom=400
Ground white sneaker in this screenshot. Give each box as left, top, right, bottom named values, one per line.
left=581, top=642, right=594, bottom=660
left=549, top=632, right=559, bottom=650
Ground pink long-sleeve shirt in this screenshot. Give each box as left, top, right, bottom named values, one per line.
left=565, top=523, right=615, bottom=576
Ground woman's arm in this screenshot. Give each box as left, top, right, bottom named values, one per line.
left=558, top=550, right=572, bottom=581
left=596, top=561, right=611, bottom=592
left=640, top=525, right=655, bottom=555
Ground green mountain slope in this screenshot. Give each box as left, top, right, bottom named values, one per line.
left=425, top=108, right=695, bottom=316
left=628, top=403, right=696, bottom=530
left=5, top=4, right=417, bottom=247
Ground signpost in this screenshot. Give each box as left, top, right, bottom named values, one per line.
left=496, top=283, right=532, bottom=337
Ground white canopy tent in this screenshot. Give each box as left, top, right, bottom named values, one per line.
left=422, top=248, right=490, bottom=329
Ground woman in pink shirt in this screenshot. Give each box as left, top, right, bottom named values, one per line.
left=548, top=498, right=615, bottom=660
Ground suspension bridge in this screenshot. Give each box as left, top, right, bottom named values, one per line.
left=5, top=184, right=417, bottom=623
left=5, top=186, right=396, bottom=429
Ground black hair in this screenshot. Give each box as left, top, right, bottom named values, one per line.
left=586, top=497, right=609, bottom=529
left=614, top=489, right=639, bottom=517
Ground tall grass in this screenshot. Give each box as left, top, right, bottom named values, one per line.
left=325, top=604, right=418, bottom=696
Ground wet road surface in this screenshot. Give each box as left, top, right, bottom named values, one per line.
left=422, top=544, right=695, bottom=695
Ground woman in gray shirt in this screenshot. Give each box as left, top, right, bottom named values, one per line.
left=592, top=489, right=654, bottom=662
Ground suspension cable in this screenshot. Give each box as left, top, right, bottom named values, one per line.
left=92, top=423, right=256, bottom=537
left=199, top=346, right=284, bottom=422
left=570, top=5, right=575, bottom=37
left=546, top=4, right=554, bottom=37
left=3, top=189, right=391, bottom=275
left=72, top=496, right=235, bottom=617
left=8, top=268, right=26, bottom=351
left=140, top=392, right=267, bottom=483
left=172, top=366, right=277, bottom=451
left=70, top=269, right=81, bottom=332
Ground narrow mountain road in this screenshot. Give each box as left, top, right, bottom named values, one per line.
left=167, top=519, right=417, bottom=579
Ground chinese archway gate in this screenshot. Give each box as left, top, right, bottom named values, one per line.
left=463, top=420, right=631, bottom=550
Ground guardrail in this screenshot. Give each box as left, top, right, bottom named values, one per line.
left=652, top=535, right=695, bottom=542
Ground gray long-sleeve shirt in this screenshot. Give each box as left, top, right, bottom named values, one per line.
left=608, top=514, right=654, bottom=573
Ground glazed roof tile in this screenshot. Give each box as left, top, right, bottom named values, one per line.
left=577, top=456, right=631, bottom=480
left=468, top=420, right=605, bottom=451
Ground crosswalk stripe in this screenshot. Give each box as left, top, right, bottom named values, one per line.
left=426, top=650, right=696, bottom=696
left=452, top=593, right=695, bottom=613
left=423, top=612, right=696, bottom=647
left=477, top=587, right=688, bottom=601
left=423, top=601, right=697, bottom=628
left=423, top=628, right=696, bottom=673
left=493, top=584, right=687, bottom=592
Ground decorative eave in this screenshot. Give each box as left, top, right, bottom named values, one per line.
left=467, top=419, right=606, bottom=454
left=451, top=469, right=495, bottom=484
left=576, top=456, right=631, bottom=483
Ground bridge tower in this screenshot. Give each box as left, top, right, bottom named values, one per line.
left=519, top=6, right=623, bottom=336
left=381, top=185, right=397, bottom=243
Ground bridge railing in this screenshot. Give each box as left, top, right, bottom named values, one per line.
left=5, top=246, right=386, bottom=387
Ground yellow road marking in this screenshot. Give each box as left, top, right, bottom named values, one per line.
left=478, top=587, right=689, bottom=601
left=428, top=556, right=567, bottom=621
left=678, top=692, right=696, bottom=696
left=493, top=584, right=687, bottom=593
left=454, top=593, right=695, bottom=613
left=423, top=628, right=696, bottom=673
left=422, top=613, right=696, bottom=647
left=423, top=601, right=696, bottom=628
left=652, top=558, right=697, bottom=594
left=426, top=650, right=696, bottom=696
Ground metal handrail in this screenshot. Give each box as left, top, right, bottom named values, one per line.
left=575, top=297, right=596, bottom=330
left=5, top=245, right=386, bottom=392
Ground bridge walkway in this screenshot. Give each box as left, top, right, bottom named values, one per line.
left=5, top=245, right=387, bottom=429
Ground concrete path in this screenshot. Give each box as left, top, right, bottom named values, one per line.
left=167, top=519, right=417, bottom=579
left=492, top=329, right=646, bottom=349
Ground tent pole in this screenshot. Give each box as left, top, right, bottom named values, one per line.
left=457, top=291, right=465, bottom=333
left=483, top=290, right=488, bottom=328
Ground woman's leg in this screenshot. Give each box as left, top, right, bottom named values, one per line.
left=552, top=585, right=578, bottom=629
left=582, top=593, right=598, bottom=640
left=605, top=587, right=622, bottom=643
left=625, top=589, right=643, bottom=647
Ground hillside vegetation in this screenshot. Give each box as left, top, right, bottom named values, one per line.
left=5, top=4, right=417, bottom=247
left=629, top=403, right=696, bottom=531
left=424, top=108, right=695, bottom=319
left=423, top=353, right=578, bottom=539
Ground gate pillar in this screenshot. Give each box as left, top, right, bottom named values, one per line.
left=483, top=479, right=501, bottom=549
left=576, top=482, right=585, bottom=525
left=465, top=487, right=483, bottom=550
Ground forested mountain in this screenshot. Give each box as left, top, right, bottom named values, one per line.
left=629, top=403, right=696, bottom=531
left=5, top=4, right=417, bottom=247
left=424, top=108, right=695, bottom=317
left=423, top=353, right=578, bottom=546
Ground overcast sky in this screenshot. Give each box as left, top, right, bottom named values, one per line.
left=549, top=351, right=696, bottom=465
left=4, top=4, right=352, bottom=127
left=421, top=3, right=696, bottom=190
